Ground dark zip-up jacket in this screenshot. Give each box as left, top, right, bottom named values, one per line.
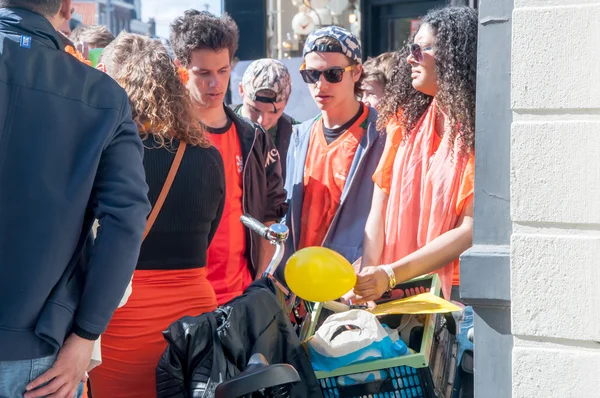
left=225, top=106, right=287, bottom=277
left=0, top=8, right=150, bottom=360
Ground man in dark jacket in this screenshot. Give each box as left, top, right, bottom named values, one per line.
left=231, top=58, right=300, bottom=180
left=170, top=10, right=287, bottom=305
left=0, top=1, right=150, bottom=397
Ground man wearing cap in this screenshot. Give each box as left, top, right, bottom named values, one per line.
left=232, top=58, right=299, bottom=179
left=279, top=26, right=385, bottom=282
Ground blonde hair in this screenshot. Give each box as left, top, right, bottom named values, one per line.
left=363, top=51, right=400, bottom=88
left=69, top=25, right=115, bottom=48
left=100, top=32, right=210, bottom=148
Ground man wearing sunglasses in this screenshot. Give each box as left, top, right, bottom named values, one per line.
left=279, top=26, right=385, bottom=283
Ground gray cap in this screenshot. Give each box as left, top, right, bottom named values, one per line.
left=241, top=58, right=292, bottom=104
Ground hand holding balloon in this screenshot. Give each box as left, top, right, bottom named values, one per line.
left=353, top=266, right=390, bottom=303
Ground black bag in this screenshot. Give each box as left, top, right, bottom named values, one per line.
left=156, top=280, right=323, bottom=398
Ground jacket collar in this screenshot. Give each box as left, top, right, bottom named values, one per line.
left=296, top=105, right=381, bottom=150
left=230, top=103, right=294, bottom=141
left=287, top=106, right=383, bottom=248
left=224, top=104, right=258, bottom=163
left=0, top=7, right=63, bottom=50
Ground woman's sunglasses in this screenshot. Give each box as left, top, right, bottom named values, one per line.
left=408, top=43, right=434, bottom=63
left=299, top=64, right=357, bottom=84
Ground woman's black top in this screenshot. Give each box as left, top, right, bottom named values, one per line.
left=137, top=137, right=225, bottom=270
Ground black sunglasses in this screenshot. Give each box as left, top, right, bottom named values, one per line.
left=408, top=43, right=434, bottom=63
left=299, top=64, right=356, bottom=84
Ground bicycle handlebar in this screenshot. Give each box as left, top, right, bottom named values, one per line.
left=239, top=214, right=293, bottom=303
left=240, top=214, right=270, bottom=240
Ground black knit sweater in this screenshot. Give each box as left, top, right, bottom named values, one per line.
left=137, top=138, right=225, bottom=270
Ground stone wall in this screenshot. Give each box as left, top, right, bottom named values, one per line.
left=510, top=1, right=600, bottom=396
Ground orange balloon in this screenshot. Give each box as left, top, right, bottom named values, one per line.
left=285, top=247, right=357, bottom=302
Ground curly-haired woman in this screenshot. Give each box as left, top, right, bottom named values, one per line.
left=89, top=33, right=225, bottom=398
left=350, top=6, right=478, bottom=303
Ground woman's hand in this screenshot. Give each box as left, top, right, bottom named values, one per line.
left=341, top=289, right=356, bottom=304
left=351, top=257, right=362, bottom=272
left=354, top=266, right=390, bottom=304
left=340, top=290, right=377, bottom=309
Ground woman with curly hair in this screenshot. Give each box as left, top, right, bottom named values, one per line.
left=350, top=6, right=478, bottom=303
left=89, top=33, right=225, bottom=397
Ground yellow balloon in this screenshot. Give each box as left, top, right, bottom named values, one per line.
left=285, top=247, right=357, bottom=302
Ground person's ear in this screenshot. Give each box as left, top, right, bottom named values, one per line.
left=353, top=64, right=363, bottom=83
left=59, top=0, right=73, bottom=21
left=238, top=83, right=244, bottom=97
left=96, top=63, right=106, bottom=73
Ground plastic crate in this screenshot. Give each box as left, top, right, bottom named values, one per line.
left=302, top=274, right=455, bottom=398
left=319, top=365, right=437, bottom=398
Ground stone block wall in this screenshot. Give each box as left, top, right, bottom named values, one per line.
left=510, top=1, right=600, bottom=396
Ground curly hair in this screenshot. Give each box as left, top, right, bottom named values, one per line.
left=377, top=6, right=478, bottom=156
left=170, top=10, right=239, bottom=66
left=99, top=32, right=211, bottom=148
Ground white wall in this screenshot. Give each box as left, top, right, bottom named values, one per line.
left=510, top=1, right=600, bottom=397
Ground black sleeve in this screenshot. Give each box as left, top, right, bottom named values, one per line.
left=207, top=147, right=225, bottom=246
left=260, top=126, right=288, bottom=221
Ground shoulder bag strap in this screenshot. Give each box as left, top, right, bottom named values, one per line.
left=142, top=142, right=187, bottom=242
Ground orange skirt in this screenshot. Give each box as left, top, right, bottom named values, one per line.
left=89, top=268, right=217, bottom=398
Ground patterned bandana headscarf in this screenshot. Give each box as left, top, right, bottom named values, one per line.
left=241, top=58, right=292, bottom=104
left=302, top=26, right=362, bottom=64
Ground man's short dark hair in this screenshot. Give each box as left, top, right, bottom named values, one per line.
left=169, top=10, right=239, bottom=66
left=70, top=25, right=115, bottom=48
left=0, top=0, right=62, bottom=17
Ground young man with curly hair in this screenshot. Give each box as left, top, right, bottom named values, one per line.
left=170, top=10, right=287, bottom=305
left=280, top=26, right=385, bottom=283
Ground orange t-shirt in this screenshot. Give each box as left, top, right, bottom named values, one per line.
left=373, top=117, right=475, bottom=286
left=299, top=108, right=369, bottom=248
left=206, top=122, right=252, bottom=305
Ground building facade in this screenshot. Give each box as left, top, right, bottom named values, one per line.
left=360, top=0, right=479, bottom=57
left=250, top=0, right=477, bottom=60
left=72, top=0, right=151, bottom=36
left=464, top=0, right=600, bottom=396
left=509, top=0, right=600, bottom=396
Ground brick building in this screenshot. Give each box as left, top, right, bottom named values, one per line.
left=72, top=0, right=151, bottom=36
